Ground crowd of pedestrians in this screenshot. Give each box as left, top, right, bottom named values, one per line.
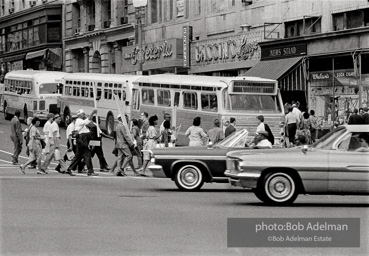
left=9, top=103, right=369, bottom=176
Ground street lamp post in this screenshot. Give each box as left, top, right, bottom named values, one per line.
left=132, top=0, right=147, bottom=75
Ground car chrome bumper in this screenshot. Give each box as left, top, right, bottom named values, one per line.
left=224, top=170, right=261, bottom=189
left=148, top=164, right=167, bottom=178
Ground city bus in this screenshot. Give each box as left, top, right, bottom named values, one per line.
left=3, top=70, right=66, bottom=122
left=58, top=73, right=142, bottom=134
left=131, top=74, right=285, bottom=146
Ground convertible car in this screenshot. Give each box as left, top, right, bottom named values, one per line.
left=149, top=129, right=254, bottom=190
left=225, top=125, right=369, bottom=205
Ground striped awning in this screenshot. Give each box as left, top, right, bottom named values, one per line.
left=245, top=57, right=303, bottom=80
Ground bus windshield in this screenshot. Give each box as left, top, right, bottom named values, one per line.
left=39, top=83, right=59, bottom=94
left=224, top=91, right=282, bottom=113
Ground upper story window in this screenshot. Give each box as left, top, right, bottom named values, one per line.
left=284, top=16, right=321, bottom=38
left=333, top=8, right=369, bottom=31
left=151, top=0, right=158, bottom=23
left=208, top=0, right=236, bottom=14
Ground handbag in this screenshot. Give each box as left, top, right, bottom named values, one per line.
left=54, top=149, right=62, bottom=161
left=40, top=139, right=46, bottom=149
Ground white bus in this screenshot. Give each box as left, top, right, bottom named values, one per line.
left=131, top=74, right=285, bottom=145
left=3, top=70, right=65, bottom=122
left=58, top=73, right=142, bottom=134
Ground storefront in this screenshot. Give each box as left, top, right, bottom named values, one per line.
left=188, top=31, right=265, bottom=76
left=121, top=38, right=184, bottom=74
left=245, top=41, right=308, bottom=110
left=307, top=28, right=369, bottom=123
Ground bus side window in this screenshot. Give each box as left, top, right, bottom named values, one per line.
left=97, top=88, right=102, bottom=98
left=201, top=94, right=217, bottom=111
left=90, top=88, right=94, bottom=98
left=174, top=92, right=180, bottom=107
left=184, top=92, right=197, bottom=110
left=142, top=89, right=154, bottom=105
left=157, top=89, right=171, bottom=107
left=73, top=87, right=80, bottom=97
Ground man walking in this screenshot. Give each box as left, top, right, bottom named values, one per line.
left=90, top=116, right=113, bottom=172
left=159, top=113, right=171, bottom=134
left=40, top=114, right=73, bottom=175
left=10, top=110, right=23, bottom=165
left=67, top=109, right=98, bottom=176
left=115, top=114, right=138, bottom=177
left=225, top=117, right=236, bottom=138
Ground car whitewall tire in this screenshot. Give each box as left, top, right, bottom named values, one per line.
left=174, top=164, right=204, bottom=190
left=262, top=172, right=298, bottom=205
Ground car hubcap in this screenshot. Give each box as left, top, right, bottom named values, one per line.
left=267, top=175, right=293, bottom=200
left=181, top=168, right=199, bottom=187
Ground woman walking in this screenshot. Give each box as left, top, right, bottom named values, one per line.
left=20, top=117, right=42, bottom=174
left=185, top=117, right=208, bottom=147
left=139, top=115, right=161, bottom=176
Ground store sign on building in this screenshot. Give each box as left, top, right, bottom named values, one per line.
left=122, top=39, right=183, bottom=72
left=261, top=43, right=307, bottom=60
left=183, top=26, right=192, bottom=68
left=190, top=32, right=263, bottom=67
left=310, top=70, right=356, bottom=82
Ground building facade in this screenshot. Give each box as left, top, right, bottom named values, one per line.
left=2, top=0, right=368, bottom=122
left=0, top=0, right=63, bottom=82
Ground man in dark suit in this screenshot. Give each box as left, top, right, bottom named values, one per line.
left=348, top=108, right=363, bottom=124
left=115, top=114, right=139, bottom=176
left=225, top=117, right=236, bottom=138
left=362, top=107, right=369, bottom=124
left=10, top=110, right=23, bottom=165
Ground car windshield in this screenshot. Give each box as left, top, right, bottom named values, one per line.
left=214, top=129, right=249, bottom=148
left=313, top=127, right=347, bottom=150
left=39, top=83, right=59, bottom=94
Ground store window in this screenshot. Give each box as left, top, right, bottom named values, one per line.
left=333, top=8, right=369, bottom=31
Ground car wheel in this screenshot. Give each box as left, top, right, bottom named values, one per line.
left=106, top=114, right=115, bottom=136
left=261, top=172, right=298, bottom=205
left=174, top=164, right=204, bottom=191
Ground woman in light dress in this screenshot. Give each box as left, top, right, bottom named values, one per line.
left=139, top=115, right=161, bottom=176
left=185, top=117, right=208, bottom=147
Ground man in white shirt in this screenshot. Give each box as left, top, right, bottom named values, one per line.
left=40, top=114, right=74, bottom=175
left=159, top=113, right=171, bottom=134
left=292, top=102, right=302, bottom=123
left=256, top=115, right=266, bottom=134
left=42, top=113, right=54, bottom=153
left=67, top=109, right=98, bottom=176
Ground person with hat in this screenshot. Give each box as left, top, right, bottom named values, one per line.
left=40, top=114, right=72, bottom=175
left=207, top=119, right=224, bottom=144
left=67, top=108, right=98, bottom=176
left=115, top=114, right=139, bottom=176
left=251, top=131, right=272, bottom=149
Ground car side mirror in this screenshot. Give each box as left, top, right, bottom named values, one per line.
left=302, top=144, right=308, bottom=154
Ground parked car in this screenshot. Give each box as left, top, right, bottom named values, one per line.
left=149, top=129, right=252, bottom=190
left=225, top=125, right=369, bottom=205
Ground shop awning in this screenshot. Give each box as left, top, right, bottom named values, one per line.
left=25, top=48, right=62, bottom=69
left=25, top=49, right=48, bottom=60
left=245, top=57, right=303, bottom=80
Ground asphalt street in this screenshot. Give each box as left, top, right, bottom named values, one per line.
left=0, top=115, right=368, bottom=256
